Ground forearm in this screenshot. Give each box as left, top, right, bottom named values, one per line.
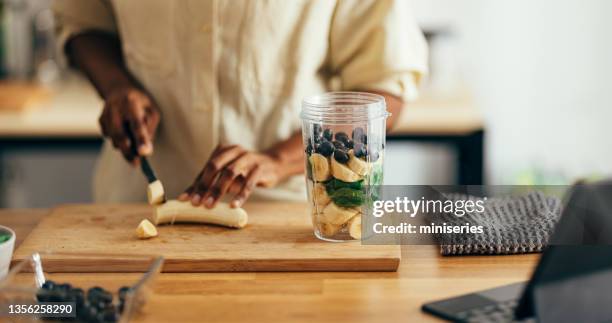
left=265, top=131, right=305, bottom=179
left=65, top=31, right=139, bottom=99
left=365, top=90, right=403, bottom=130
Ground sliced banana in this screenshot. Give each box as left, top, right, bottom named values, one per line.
left=347, top=215, right=362, bottom=239
left=136, top=219, right=158, bottom=239
left=320, top=222, right=342, bottom=236
left=313, top=183, right=331, bottom=206
left=309, top=153, right=331, bottom=182
left=330, top=157, right=361, bottom=182
left=347, top=150, right=370, bottom=176
left=321, top=202, right=359, bottom=225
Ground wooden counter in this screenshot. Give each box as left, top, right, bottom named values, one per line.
left=2, top=208, right=538, bottom=323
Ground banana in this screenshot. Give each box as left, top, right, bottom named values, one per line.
left=330, top=157, right=361, bottom=182
left=147, top=180, right=166, bottom=205
left=319, top=222, right=342, bottom=236
left=321, top=202, right=359, bottom=225
left=136, top=219, right=158, bottom=239
left=347, top=214, right=362, bottom=239
left=347, top=150, right=370, bottom=176
left=313, top=183, right=331, bottom=206
left=309, top=153, right=331, bottom=181
left=154, top=200, right=248, bottom=228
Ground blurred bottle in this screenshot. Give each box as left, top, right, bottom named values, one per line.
left=1, top=0, right=58, bottom=82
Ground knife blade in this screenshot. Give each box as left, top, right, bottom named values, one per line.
left=125, top=125, right=166, bottom=203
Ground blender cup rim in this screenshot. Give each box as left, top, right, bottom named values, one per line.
left=301, top=91, right=389, bottom=123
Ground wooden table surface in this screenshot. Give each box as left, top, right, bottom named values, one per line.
left=2, top=208, right=538, bottom=323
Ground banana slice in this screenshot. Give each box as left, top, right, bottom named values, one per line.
left=136, top=219, right=158, bottom=239
left=330, top=157, right=361, bottom=182
left=347, top=150, right=370, bottom=176
left=319, top=222, right=342, bottom=236
left=348, top=215, right=362, bottom=239
left=313, top=183, right=331, bottom=206
left=321, top=202, right=359, bottom=225
left=309, top=153, right=331, bottom=182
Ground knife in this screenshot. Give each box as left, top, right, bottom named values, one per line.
left=126, top=126, right=167, bottom=204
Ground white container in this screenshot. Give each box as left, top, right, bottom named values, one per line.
left=0, top=225, right=16, bottom=279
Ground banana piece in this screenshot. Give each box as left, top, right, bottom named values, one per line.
left=136, top=219, right=158, bottom=239
left=147, top=180, right=166, bottom=205
left=313, top=183, right=331, bottom=206
left=319, top=222, right=342, bottom=236
left=330, top=157, right=361, bottom=182
left=154, top=200, right=248, bottom=228
left=347, top=215, right=362, bottom=239
left=309, top=153, right=331, bottom=182
left=321, top=202, right=359, bottom=225
left=347, top=150, right=370, bottom=176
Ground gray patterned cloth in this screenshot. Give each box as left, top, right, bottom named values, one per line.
left=431, top=191, right=563, bottom=256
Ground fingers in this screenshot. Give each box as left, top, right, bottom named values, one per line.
left=127, top=100, right=153, bottom=156
left=231, top=165, right=262, bottom=208
left=201, top=156, right=250, bottom=208
left=193, top=146, right=244, bottom=196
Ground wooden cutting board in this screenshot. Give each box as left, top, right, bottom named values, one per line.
left=12, top=203, right=400, bottom=272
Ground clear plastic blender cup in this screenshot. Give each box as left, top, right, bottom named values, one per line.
left=300, top=92, right=389, bottom=242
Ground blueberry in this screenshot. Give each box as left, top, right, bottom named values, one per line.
left=305, top=142, right=313, bottom=155
left=70, top=288, right=85, bottom=307
left=313, top=124, right=322, bottom=137
left=335, top=131, right=349, bottom=141
left=334, top=150, right=349, bottom=164
left=317, top=141, right=334, bottom=157
left=57, top=283, right=72, bottom=291
left=42, top=280, right=55, bottom=290
left=118, top=286, right=131, bottom=301
left=352, top=127, right=365, bottom=142
left=101, top=308, right=120, bottom=323
left=322, top=128, right=333, bottom=141
left=353, top=143, right=366, bottom=158
left=48, top=290, right=66, bottom=302
left=346, top=139, right=354, bottom=149
left=332, top=140, right=345, bottom=151
left=36, top=289, right=49, bottom=302
left=98, top=308, right=119, bottom=322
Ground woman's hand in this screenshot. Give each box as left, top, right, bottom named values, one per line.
left=99, top=87, right=160, bottom=164
left=179, top=145, right=286, bottom=208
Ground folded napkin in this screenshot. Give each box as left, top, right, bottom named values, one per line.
left=431, top=191, right=563, bottom=256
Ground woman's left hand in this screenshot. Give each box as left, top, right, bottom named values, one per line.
left=178, top=144, right=285, bottom=208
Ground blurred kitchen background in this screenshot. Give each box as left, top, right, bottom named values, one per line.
left=0, top=0, right=611, bottom=207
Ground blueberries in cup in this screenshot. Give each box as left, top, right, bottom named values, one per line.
left=346, top=139, right=354, bottom=149
left=334, top=150, right=350, bottom=164
left=322, top=128, right=334, bottom=141
left=317, top=141, right=334, bottom=157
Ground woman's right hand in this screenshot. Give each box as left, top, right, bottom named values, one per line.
left=98, top=87, right=161, bottom=165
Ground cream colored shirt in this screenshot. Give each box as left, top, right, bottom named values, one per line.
left=53, top=0, right=428, bottom=203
